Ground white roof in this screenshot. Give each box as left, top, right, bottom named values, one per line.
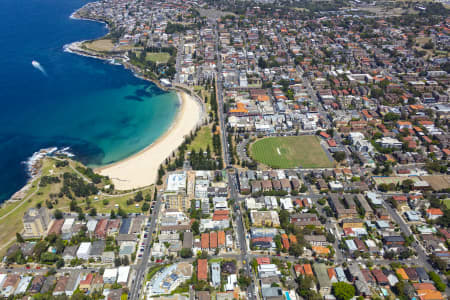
left=117, top=266, right=130, bottom=283
left=86, top=219, right=98, bottom=232
left=365, top=239, right=376, bottom=248
left=62, top=218, right=75, bottom=231
left=345, top=239, right=357, bottom=251
left=104, top=268, right=118, bottom=279
left=166, top=172, right=186, bottom=192
left=280, top=198, right=293, bottom=209
left=0, top=274, right=7, bottom=287
left=77, top=242, right=92, bottom=255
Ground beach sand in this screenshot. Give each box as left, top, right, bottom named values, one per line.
left=97, top=91, right=202, bottom=190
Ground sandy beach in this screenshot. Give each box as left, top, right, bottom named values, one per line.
left=97, top=91, right=203, bottom=190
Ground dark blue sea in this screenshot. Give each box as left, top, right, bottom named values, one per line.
left=0, top=0, right=179, bottom=201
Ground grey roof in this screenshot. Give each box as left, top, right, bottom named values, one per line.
left=65, top=271, right=81, bottom=293
left=40, top=276, right=55, bottom=294
left=261, top=287, right=283, bottom=298
left=182, top=231, right=193, bottom=249
left=119, top=218, right=131, bottom=234
left=63, top=245, right=78, bottom=258
left=90, top=240, right=106, bottom=256
left=313, top=263, right=331, bottom=288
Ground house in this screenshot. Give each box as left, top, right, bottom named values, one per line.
left=294, top=264, right=313, bottom=277
left=107, top=289, right=123, bottom=300
left=53, top=276, right=69, bottom=296
left=328, top=268, right=338, bottom=283
left=22, top=207, right=51, bottom=238
left=40, top=276, right=55, bottom=294
left=313, top=263, right=331, bottom=295
left=103, top=268, right=118, bottom=284
left=63, top=245, right=78, bottom=261
left=102, top=251, right=115, bottom=264
left=427, top=208, right=444, bottom=220
left=404, top=267, right=419, bottom=282
left=79, top=274, right=94, bottom=292
left=14, top=276, right=31, bottom=295
left=201, top=233, right=209, bottom=250
left=198, top=259, right=208, bottom=282
left=371, top=269, right=388, bottom=285
left=342, top=218, right=364, bottom=229
left=376, top=137, right=403, bottom=149
left=94, top=219, right=108, bottom=239
left=77, top=242, right=92, bottom=260
left=261, top=287, right=283, bottom=300
left=65, top=271, right=81, bottom=296
left=90, top=240, right=106, bottom=260
left=383, top=235, right=405, bottom=245
left=91, top=275, right=103, bottom=293
left=1, top=274, right=20, bottom=297
left=304, top=235, right=327, bottom=246
left=250, top=210, right=280, bottom=227
left=29, top=275, right=45, bottom=294
left=291, top=213, right=321, bottom=227
left=211, top=263, right=221, bottom=287
left=196, top=291, right=210, bottom=300
left=396, top=268, right=409, bottom=280
left=117, top=266, right=130, bottom=287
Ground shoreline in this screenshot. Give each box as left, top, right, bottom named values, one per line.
left=96, top=91, right=203, bottom=190
left=67, top=5, right=205, bottom=190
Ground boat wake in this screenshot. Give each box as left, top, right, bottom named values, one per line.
left=31, top=60, right=47, bottom=76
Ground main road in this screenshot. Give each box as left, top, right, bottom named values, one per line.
left=129, top=193, right=162, bottom=300
left=214, top=25, right=257, bottom=300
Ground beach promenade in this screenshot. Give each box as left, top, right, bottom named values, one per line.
left=97, top=91, right=203, bottom=190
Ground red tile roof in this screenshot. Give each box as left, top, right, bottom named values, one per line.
left=256, top=257, right=270, bottom=265
left=218, top=231, right=225, bottom=247
left=201, top=233, right=209, bottom=249
left=198, top=259, right=208, bottom=281
left=210, top=232, right=218, bottom=249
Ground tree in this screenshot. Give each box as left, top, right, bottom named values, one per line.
left=56, top=259, right=64, bottom=268
left=180, top=248, right=193, bottom=258
left=89, top=208, right=97, bottom=216
left=54, top=209, right=63, bottom=219
left=333, top=151, right=346, bottom=162
left=142, top=202, right=150, bottom=211
left=192, top=220, right=200, bottom=235
left=237, top=270, right=251, bottom=289
left=429, top=271, right=446, bottom=292
left=16, top=233, right=24, bottom=243
left=401, top=179, right=414, bottom=193
left=300, top=184, right=308, bottom=193
left=289, top=243, right=303, bottom=256
left=333, top=282, right=355, bottom=300
left=134, top=191, right=143, bottom=202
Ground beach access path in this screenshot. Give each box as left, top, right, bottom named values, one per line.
left=97, top=91, right=203, bottom=190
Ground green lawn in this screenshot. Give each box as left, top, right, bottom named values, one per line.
left=188, top=126, right=213, bottom=152
left=250, top=136, right=334, bottom=169
left=145, top=52, right=171, bottom=63
left=89, top=186, right=153, bottom=214
left=443, top=199, right=450, bottom=209
left=0, top=157, right=151, bottom=256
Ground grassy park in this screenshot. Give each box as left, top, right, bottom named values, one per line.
left=145, top=52, right=171, bottom=63
left=250, top=135, right=334, bottom=169
left=0, top=157, right=152, bottom=256
left=188, top=126, right=213, bottom=152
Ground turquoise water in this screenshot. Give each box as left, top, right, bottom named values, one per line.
left=0, top=0, right=179, bottom=200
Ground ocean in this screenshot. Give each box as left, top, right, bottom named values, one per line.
left=0, top=0, right=179, bottom=201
